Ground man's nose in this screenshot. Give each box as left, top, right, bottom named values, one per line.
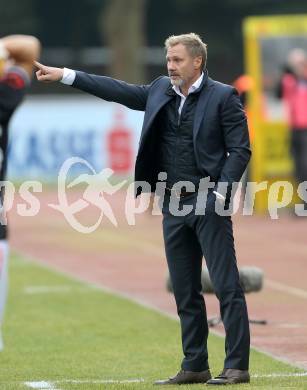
left=168, top=62, right=176, bottom=71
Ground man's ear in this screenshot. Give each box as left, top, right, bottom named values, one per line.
left=194, top=56, right=202, bottom=70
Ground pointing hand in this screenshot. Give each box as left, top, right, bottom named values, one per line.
left=34, top=61, right=64, bottom=82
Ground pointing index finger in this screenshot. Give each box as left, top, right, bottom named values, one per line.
left=34, top=61, right=45, bottom=70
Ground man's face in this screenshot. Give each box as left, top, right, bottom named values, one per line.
left=166, top=43, right=202, bottom=88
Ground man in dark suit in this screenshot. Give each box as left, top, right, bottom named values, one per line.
left=35, top=32, right=251, bottom=385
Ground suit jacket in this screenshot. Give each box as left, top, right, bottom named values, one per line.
left=73, top=70, right=251, bottom=199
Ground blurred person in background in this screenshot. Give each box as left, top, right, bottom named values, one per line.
left=0, top=34, right=40, bottom=349
left=35, top=32, right=251, bottom=386
left=281, top=48, right=307, bottom=207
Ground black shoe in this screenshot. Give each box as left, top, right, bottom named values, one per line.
left=154, top=369, right=211, bottom=385
left=206, top=368, right=250, bottom=385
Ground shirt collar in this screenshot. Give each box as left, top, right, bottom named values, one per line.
left=172, top=72, right=204, bottom=97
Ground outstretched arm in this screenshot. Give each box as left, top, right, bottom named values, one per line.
left=35, top=62, right=150, bottom=111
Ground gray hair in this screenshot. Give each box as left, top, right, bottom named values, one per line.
left=165, top=33, right=207, bottom=69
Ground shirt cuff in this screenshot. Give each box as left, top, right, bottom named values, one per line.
left=61, top=68, right=76, bottom=85
left=213, top=191, right=226, bottom=201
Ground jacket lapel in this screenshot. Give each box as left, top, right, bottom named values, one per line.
left=138, top=81, right=174, bottom=152
left=193, top=75, right=215, bottom=141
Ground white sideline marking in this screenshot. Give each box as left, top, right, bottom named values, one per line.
left=23, top=285, right=96, bottom=294
left=24, top=379, right=144, bottom=388
left=266, top=279, right=307, bottom=300
left=24, top=286, right=72, bottom=294
left=24, top=381, right=58, bottom=389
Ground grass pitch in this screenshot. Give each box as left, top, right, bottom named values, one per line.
left=0, top=254, right=306, bottom=389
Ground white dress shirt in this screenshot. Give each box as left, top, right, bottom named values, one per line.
left=172, top=72, right=204, bottom=115
left=61, top=68, right=225, bottom=201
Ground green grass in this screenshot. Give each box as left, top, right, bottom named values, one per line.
left=0, top=254, right=306, bottom=389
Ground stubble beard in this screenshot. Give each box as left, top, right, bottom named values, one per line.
left=170, top=76, right=184, bottom=87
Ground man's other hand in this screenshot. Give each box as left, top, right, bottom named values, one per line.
left=34, top=61, right=63, bottom=82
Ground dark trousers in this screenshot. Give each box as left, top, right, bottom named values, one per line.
left=162, top=193, right=250, bottom=372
